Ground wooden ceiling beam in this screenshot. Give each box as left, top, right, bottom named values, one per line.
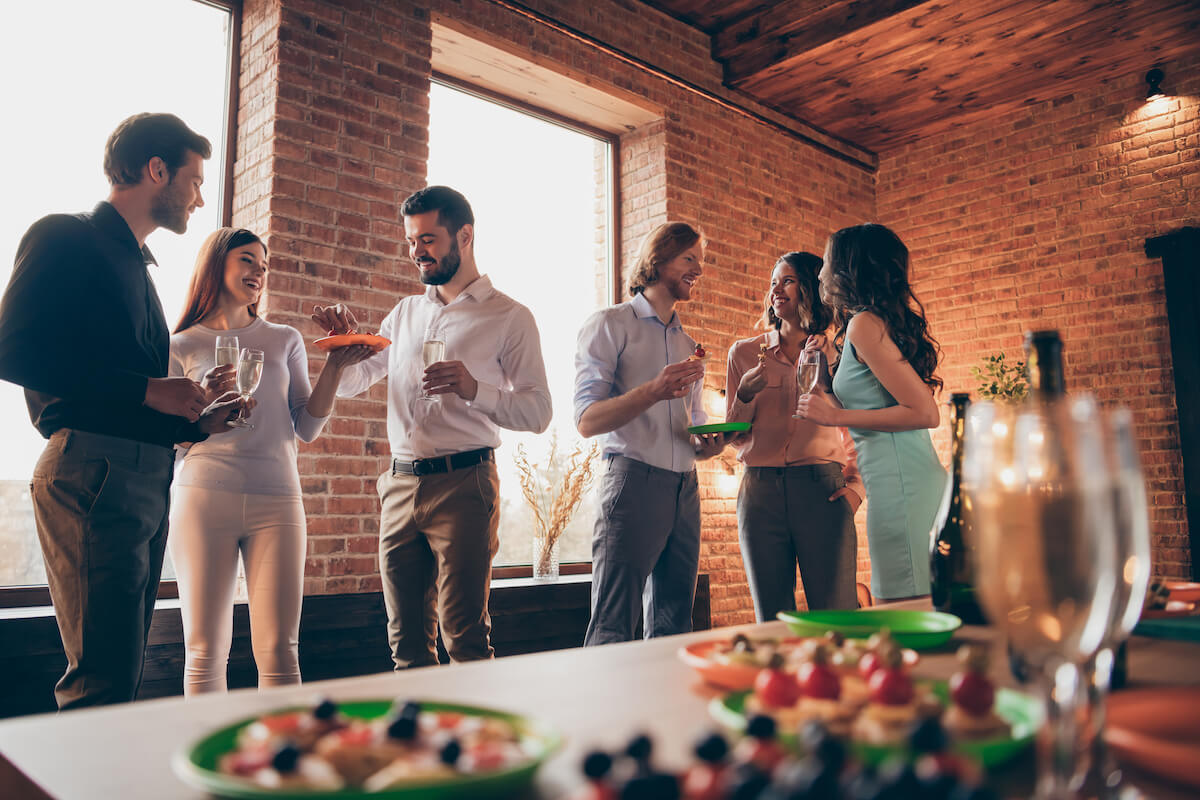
left=715, top=0, right=938, bottom=87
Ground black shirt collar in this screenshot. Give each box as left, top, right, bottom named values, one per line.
left=92, top=201, right=158, bottom=267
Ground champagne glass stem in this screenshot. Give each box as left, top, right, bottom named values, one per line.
left=1039, top=661, right=1085, bottom=800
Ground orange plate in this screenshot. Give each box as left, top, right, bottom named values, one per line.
left=1105, top=687, right=1200, bottom=789
left=1165, top=581, right=1200, bottom=604
left=677, top=637, right=918, bottom=692
left=1142, top=599, right=1197, bottom=619
left=313, top=333, right=390, bottom=353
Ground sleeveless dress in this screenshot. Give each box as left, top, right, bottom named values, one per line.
left=832, top=337, right=946, bottom=599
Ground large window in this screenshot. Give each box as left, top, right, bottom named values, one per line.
left=427, top=81, right=615, bottom=568
left=0, top=0, right=234, bottom=591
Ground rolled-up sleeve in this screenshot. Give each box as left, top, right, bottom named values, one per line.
left=469, top=304, right=551, bottom=433
left=573, top=310, right=618, bottom=427
left=335, top=307, right=394, bottom=399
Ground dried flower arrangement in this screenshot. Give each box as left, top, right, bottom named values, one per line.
left=514, top=433, right=599, bottom=577
left=970, top=353, right=1028, bottom=403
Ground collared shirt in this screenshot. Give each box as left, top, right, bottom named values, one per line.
left=0, top=202, right=204, bottom=448
left=573, top=292, right=707, bottom=472
left=337, top=275, right=551, bottom=460
left=726, top=330, right=865, bottom=497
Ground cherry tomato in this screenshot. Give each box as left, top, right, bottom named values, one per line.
left=868, top=667, right=914, bottom=706
left=857, top=650, right=881, bottom=680
left=258, top=712, right=303, bottom=734
left=754, top=668, right=800, bottom=709
left=681, top=764, right=725, bottom=800
left=797, top=661, right=841, bottom=700
left=949, top=670, right=995, bottom=716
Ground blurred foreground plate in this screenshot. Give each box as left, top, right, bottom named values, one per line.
left=1106, top=687, right=1200, bottom=790
left=777, top=609, right=961, bottom=649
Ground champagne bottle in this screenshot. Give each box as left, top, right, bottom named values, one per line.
left=930, top=393, right=987, bottom=624
left=1024, top=329, right=1065, bottom=398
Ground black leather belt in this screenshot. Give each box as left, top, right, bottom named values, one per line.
left=392, top=447, right=493, bottom=477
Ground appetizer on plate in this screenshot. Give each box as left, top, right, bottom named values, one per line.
left=216, top=698, right=534, bottom=792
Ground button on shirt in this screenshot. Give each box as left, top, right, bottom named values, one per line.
left=725, top=330, right=864, bottom=498
left=0, top=202, right=205, bottom=447
left=336, top=275, right=551, bottom=460
left=574, top=292, right=707, bottom=473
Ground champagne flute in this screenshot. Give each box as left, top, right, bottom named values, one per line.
left=229, top=347, right=264, bottom=428
left=420, top=327, right=445, bottom=402
left=1074, top=408, right=1152, bottom=798
left=214, top=334, right=239, bottom=368
left=793, top=350, right=821, bottom=418
left=962, top=395, right=1119, bottom=800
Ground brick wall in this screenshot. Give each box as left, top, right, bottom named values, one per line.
left=878, top=54, right=1200, bottom=579
left=234, top=0, right=876, bottom=625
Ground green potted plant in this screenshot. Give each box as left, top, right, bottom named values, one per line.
left=970, top=353, right=1028, bottom=403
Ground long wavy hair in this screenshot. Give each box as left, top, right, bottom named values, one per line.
left=822, top=224, right=942, bottom=391
left=175, top=227, right=265, bottom=333
left=758, top=251, right=833, bottom=335
left=627, top=222, right=704, bottom=296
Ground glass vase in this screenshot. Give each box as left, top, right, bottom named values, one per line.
left=532, top=535, right=560, bottom=581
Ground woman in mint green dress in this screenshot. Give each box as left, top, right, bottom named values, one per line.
left=795, top=224, right=946, bottom=600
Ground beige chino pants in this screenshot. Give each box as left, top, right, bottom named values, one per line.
left=376, top=461, right=500, bottom=668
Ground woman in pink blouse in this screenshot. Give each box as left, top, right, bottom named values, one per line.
left=725, top=251, right=864, bottom=617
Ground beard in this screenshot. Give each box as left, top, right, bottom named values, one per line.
left=150, top=177, right=192, bottom=234
left=417, top=237, right=461, bottom=285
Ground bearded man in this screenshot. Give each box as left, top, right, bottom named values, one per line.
left=314, top=185, right=550, bottom=667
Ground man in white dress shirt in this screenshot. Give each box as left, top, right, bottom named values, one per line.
left=315, top=186, right=551, bottom=667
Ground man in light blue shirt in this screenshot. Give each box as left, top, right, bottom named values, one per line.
left=574, top=222, right=727, bottom=645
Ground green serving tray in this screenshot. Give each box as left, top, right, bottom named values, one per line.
left=711, top=683, right=1041, bottom=768
left=687, top=422, right=752, bottom=435
left=777, top=609, right=962, bottom=649
left=172, top=699, right=562, bottom=799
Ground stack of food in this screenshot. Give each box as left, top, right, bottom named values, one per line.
left=742, top=640, right=1012, bottom=749
left=571, top=717, right=996, bottom=800
left=213, top=698, right=536, bottom=792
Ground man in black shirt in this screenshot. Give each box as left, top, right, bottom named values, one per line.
left=0, top=113, right=244, bottom=709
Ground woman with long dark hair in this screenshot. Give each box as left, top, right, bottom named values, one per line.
left=795, top=224, right=946, bottom=601
left=168, top=227, right=370, bottom=693
left=725, top=252, right=864, bottom=616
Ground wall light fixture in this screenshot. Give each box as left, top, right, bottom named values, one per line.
left=1145, top=68, right=1166, bottom=100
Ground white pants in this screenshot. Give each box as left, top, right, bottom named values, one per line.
left=168, top=486, right=306, bottom=695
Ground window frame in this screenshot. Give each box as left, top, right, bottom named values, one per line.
left=431, top=74, right=621, bottom=579
left=0, top=0, right=240, bottom=609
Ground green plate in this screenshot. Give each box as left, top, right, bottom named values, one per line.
left=711, top=684, right=1042, bottom=768
left=687, top=422, right=752, bottom=435
left=777, top=609, right=962, bottom=649
left=172, top=700, right=563, bottom=799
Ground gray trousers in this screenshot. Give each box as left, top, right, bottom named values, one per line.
left=737, top=463, right=858, bottom=620
left=585, top=455, right=700, bottom=646
left=30, top=429, right=174, bottom=709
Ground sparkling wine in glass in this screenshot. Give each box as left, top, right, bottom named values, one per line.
left=229, top=347, right=264, bottom=428
left=420, top=329, right=445, bottom=401
left=963, top=395, right=1119, bottom=800
left=214, top=335, right=240, bottom=368
left=793, top=350, right=821, bottom=418
left=797, top=350, right=820, bottom=393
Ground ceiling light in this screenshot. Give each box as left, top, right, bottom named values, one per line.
left=1145, top=68, right=1165, bottom=100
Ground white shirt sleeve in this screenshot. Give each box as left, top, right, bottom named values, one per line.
left=572, top=310, right=619, bottom=427
left=285, top=327, right=327, bottom=443
left=335, top=305, right=395, bottom=398
left=468, top=303, right=552, bottom=433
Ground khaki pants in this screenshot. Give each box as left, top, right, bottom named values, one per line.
left=377, top=462, right=499, bottom=668
left=30, top=429, right=174, bottom=709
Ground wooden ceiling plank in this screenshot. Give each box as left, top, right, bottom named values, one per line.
left=720, top=0, right=944, bottom=86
